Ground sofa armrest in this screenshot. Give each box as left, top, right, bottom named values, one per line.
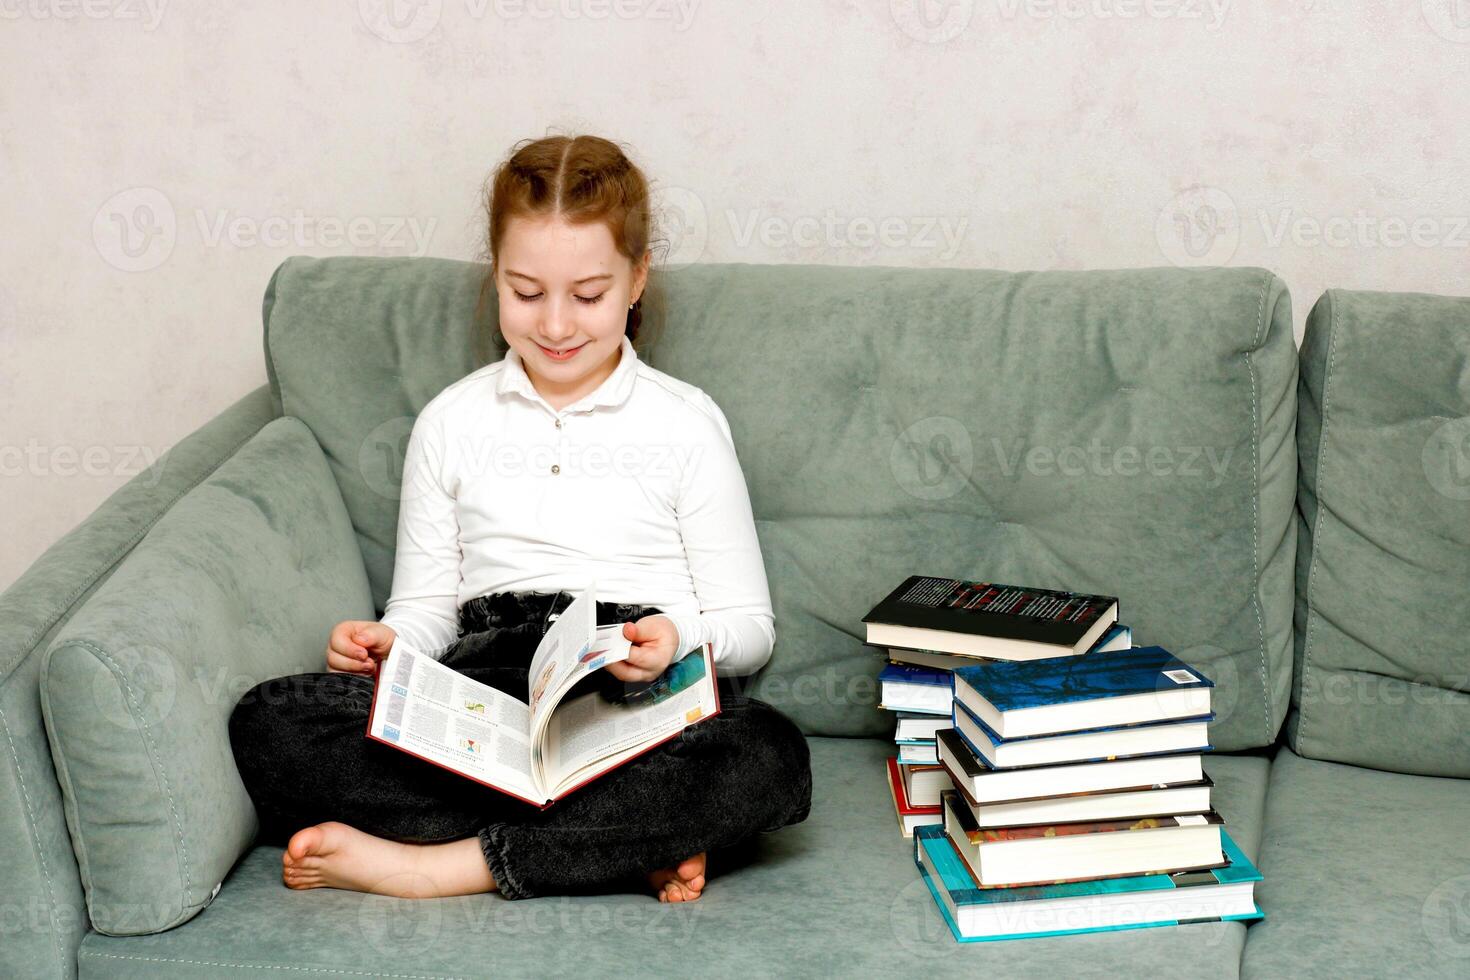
left=0, top=383, right=278, bottom=980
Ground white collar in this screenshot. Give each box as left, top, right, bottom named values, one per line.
left=496, top=334, right=639, bottom=413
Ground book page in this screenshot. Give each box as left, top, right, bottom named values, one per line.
left=543, top=644, right=719, bottom=798
left=537, top=622, right=634, bottom=718
left=367, top=644, right=539, bottom=802
left=525, top=584, right=597, bottom=726
left=525, top=585, right=636, bottom=781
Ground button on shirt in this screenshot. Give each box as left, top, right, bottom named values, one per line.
left=379, top=334, right=776, bottom=676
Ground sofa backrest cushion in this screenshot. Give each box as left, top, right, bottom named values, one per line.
left=39, top=417, right=375, bottom=935
left=263, top=256, right=499, bottom=616
left=264, top=256, right=1298, bottom=748
left=1290, top=288, right=1470, bottom=776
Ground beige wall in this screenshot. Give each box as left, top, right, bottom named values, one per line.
left=3, top=1, right=1467, bottom=589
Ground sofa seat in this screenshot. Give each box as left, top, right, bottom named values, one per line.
left=76, top=737, right=1271, bottom=979
left=1243, top=747, right=1470, bottom=979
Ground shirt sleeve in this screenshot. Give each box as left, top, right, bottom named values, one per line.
left=660, top=395, right=776, bottom=677
left=378, top=406, right=463, bottom=661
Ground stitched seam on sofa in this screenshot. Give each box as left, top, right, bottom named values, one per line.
left=6, top=420, right=269, bottom=681
left=0, top=703, right=68, bottom=976
left=264, top=258, right=295, bottom=421
left=262, top=259, right=288, bottom=419
left=1246, top=270, right=1273, bottom=747
left=1297, top=289, right=1341, bottom=753
left=38, top=646, right=100, bottom=900
left=79, top=952, right=469, bottom=979
left=66, top=638, right=193, bottom=918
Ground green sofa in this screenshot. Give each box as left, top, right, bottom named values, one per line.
left=3, top=257, right=1465, bottom=978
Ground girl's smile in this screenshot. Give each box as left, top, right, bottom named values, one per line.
left=536, top=340, right=588, bottom=361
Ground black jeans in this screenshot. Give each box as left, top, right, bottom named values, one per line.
left=227, top=590, right=813, bottom=899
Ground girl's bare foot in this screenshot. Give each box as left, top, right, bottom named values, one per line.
left=648, top=851, right=707, bottom=902
left=283, top=821, right=497, bottom=898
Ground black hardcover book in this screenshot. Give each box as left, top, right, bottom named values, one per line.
left=862, top=576, right=1119, bottom=658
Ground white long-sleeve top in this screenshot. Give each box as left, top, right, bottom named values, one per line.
left=378, top=334, right=775, bottom=676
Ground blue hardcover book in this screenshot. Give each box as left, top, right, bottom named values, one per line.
left=952, top=698, right=1214, bottom=770
left=881, top=663, right=953, bottom=687
left=955, top=699, right=1218, bottom=744
left=950, top=705, right=1213, bottom=772
left=912, top=823, right=1263, bottom=942
left=879, top=662, right=954, bottom=715
left=952, top=646, right=1215, bottom=739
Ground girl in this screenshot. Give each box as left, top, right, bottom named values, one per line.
left=228, top=134, right=813, bottom=904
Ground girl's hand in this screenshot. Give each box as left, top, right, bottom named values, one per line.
left=606, top=615, right=680, bottom=683
left=326, top=620, right=396, bottom=675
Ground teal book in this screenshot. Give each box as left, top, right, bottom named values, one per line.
left=912, top=823, right=1263, bottom=942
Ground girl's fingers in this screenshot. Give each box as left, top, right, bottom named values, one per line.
left=608, top=661, right=652, bottom=683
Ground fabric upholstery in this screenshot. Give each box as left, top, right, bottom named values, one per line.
left=0, top=384, right=278, bottom=980
left=262, top=257, right=501, bottom=619
left=74, top=739, right=1270, bottom=979
left=264, top=257, right=1299, bottom=748
left=1243, top=747, right=1470, bottom=978
left=39, top=417, right=375, bottom=935
left=1290, top=289, right=1470, bottom=775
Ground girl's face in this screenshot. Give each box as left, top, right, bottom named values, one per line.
left=494, top=214, right=648, bottom=409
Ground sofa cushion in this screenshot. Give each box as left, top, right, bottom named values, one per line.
left=264, top=256, right=1299, bottom=748
left=0, top=384, right=278, bottom=979
left=74, top=737, right=1270, bottom=978
left=1291, top=289, right=1470, bottom=776
left=40, top=417, right=376, bottom=935
left=1242, top=747, right=1470, bottom=978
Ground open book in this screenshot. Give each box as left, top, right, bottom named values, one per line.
left=365, top=582, right=721, bottom=808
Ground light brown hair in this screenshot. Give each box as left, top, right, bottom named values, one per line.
left=476, top=133, right=661, bottom=357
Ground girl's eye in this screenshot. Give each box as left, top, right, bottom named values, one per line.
left=512, top=291, right=605, bottom=305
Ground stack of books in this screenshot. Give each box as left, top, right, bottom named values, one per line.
left=864, top=576, right=1265, bottom=941
left=871, top=576, right=1130, bottom=837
